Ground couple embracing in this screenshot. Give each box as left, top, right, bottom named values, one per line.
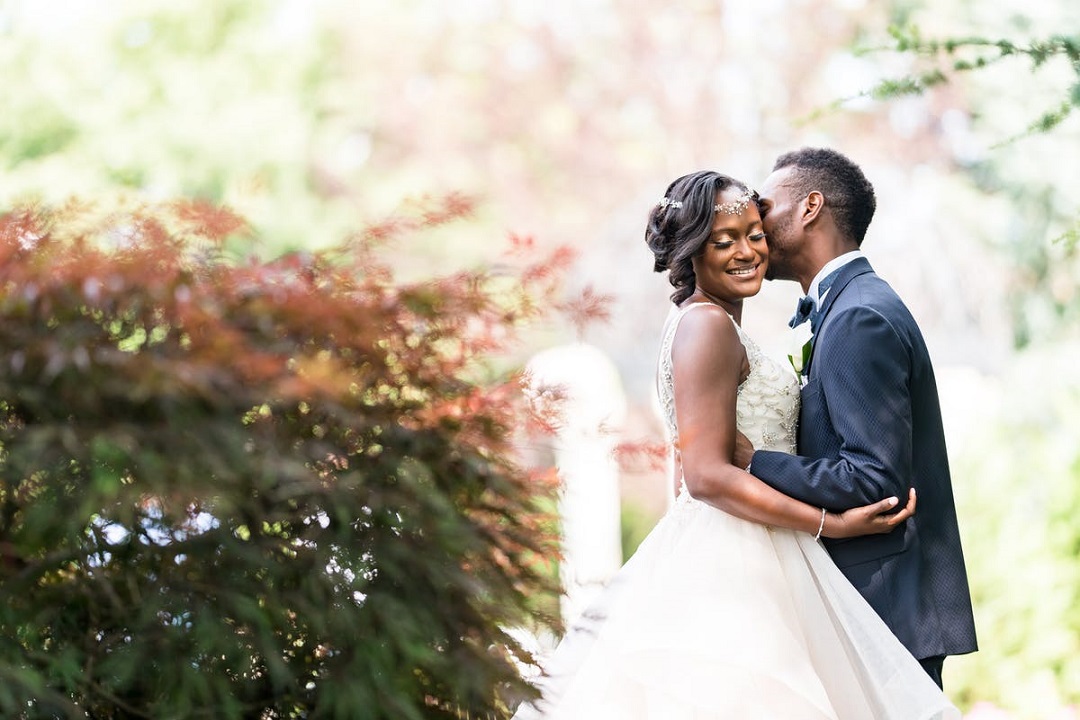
left=514, top=148, right=978, bottom=719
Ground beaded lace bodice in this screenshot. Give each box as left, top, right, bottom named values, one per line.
left=658, top=303, right=800, bottom=499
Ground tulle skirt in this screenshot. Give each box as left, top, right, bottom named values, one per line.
left=513, top=494, right=960, bottom=720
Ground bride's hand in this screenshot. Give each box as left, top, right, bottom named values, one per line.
left=822, top=488, right=916, bottom=539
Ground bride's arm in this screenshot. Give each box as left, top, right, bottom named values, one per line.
left=671, top=305, right=906, bottom=538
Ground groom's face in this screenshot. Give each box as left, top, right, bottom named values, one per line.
left=757, top=167, right=802, bottom=281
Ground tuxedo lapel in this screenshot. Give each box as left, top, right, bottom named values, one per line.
left=804, top=257, right=875, bottom=376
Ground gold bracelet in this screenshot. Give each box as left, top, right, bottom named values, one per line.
left=814, top=507, right=826, bottom=541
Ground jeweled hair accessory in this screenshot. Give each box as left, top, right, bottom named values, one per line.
left=714, top=188, right=756, bottom=216
left=658, top=197, right=683, bottom=209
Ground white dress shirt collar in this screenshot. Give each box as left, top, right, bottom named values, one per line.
left=807, top=250, right=864, bottom=306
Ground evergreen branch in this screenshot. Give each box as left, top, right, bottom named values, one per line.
left=991, top=98, right=1077, bottom=149
left=796, top=69, right=947, bottom=125
left=886, top=26, right=1080, bottom=68
left=1054, top=221, right=1080, bottom=250
left=843, top=28, right=1080, bottom=144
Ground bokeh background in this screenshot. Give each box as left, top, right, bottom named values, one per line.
left=2, top=0, right=1078, bottom=716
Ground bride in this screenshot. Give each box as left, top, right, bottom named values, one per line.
left=512, top=171, right=959, bottom=719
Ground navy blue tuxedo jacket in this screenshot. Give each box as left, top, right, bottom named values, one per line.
left=751, top=257, right=978, bottom=661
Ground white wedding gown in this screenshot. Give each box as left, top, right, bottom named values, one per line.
left=513, top=303, right=960, bottom=720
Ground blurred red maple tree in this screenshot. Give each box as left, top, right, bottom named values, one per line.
left=0, top=195, right=570, bottom=718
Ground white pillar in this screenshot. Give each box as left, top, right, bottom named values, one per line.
left=526, top=343, right=626, bottom=624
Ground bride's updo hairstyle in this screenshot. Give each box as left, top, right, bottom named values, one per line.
left=645, top=171, right=753, bottom=305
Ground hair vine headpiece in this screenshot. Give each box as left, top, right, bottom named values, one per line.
left=714, top=188, right=756, bottom=216
left=658, top=197, right=683, bottom=210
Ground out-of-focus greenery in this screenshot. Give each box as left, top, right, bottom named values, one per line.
left=0, top=0, right=362, bottom=253
left=870, top=28, right=1079, bottom=144
left=618, top=501, right=655, bottom=563
left=943, top=350, right=1080, bottom=717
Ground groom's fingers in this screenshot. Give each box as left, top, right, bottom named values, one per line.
left=732, top=431, right=755, bottom=470
left=884, top=488, right=917, bottom=526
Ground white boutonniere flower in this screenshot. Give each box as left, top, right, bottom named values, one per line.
left=787, top=323, right=814, bottom=380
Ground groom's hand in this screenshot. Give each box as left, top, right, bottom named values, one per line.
left=733, top=430, right=756, bottom=471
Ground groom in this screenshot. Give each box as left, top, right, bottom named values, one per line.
left=735, top=147, right=978, bottom=687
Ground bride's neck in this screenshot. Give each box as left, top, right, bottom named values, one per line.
left=688, top=288, right=742, bottom=324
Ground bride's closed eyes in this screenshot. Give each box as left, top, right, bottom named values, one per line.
left=711, top=232, right=766, bottom=249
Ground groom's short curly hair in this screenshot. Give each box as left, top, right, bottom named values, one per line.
left=773, top=148, right=876, bottom=246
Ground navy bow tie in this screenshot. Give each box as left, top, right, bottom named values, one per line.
left=789, top=265, right=845, bottom=332
left=789, top=295, right=815, bottom=329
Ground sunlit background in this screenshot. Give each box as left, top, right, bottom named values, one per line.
left=2, top=0, right=1078, bottom=716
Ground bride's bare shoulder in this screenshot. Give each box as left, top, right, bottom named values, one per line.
left=674, top=302, right=737, bottom=335
left=671, top=303, right=742, bottom=357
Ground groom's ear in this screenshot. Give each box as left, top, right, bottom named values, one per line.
left=801, top=190, right=824, bottom=227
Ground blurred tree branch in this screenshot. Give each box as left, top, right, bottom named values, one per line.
left=878, top=27, right=1080, bottom=150
left=865, top=26, right=1080, bottom=250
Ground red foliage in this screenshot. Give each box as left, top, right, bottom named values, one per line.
left=169, top=198, right=250, bottom=239
left=557, top=284, right=614, bottom=338
left=613, top=438, right=669, bottom=473
left=0, top=195, right=583, bottom=718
